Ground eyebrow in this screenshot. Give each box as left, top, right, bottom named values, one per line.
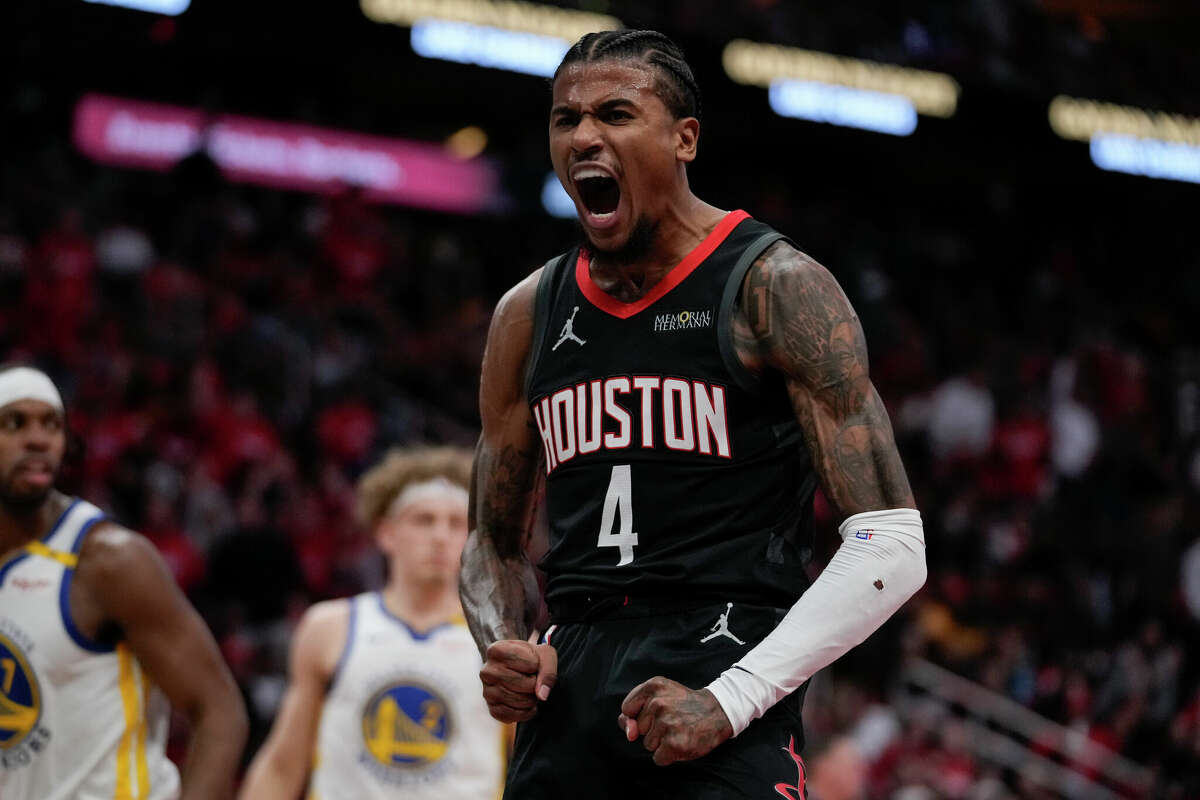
left=551, top=97, right=639, bottom=117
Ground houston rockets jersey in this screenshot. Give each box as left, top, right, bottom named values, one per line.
left=0, top=498, right=180, bottom=800
left=308, top=593, right=505, bottom=800
left=525, top=210, right=819, bottom=612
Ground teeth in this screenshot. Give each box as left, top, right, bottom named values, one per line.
left=572, top=167, right=611, bottom=181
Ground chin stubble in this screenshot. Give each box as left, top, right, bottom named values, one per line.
left=581, top=215, right=659, bottom=266
left=0, top=482, right=53, bottom=513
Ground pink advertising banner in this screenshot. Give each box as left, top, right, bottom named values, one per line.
left=73, top=93, right=502, bottom=214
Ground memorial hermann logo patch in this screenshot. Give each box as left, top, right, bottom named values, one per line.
left=653, top=309, right=713, bottom=332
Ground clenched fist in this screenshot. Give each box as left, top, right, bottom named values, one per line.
left=479, top=639, right=557, bottom=723
left=617, top=676, right=734, bottom=766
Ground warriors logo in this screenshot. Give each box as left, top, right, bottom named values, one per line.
left=361, top=682, right=451, bottom=772
left=0, top=632, right=40, bottom=752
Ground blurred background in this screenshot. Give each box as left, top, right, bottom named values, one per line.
left=5, top=0, right=1200, bottom=797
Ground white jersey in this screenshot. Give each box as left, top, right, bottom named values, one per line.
left=0, top=498, right=180, bottom=800
left=309, top=592, right=505, bottom=800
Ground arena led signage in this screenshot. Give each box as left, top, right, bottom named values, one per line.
left=361, top=0, right=621, bottom=78
left=722, top=39, right=959, bottom=136
left=82, top=0, right=190, bottom=14
left=1049, top=96, right=1200, bottom=185
left=72, top=94, right=502, bottom=213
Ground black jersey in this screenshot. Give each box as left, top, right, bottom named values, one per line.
left=525, top=211, right=818, bottom=613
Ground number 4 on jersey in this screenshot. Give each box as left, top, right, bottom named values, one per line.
left=598, top=465, right=638, bottom=566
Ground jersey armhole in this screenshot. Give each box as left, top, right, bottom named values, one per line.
left=523, top=251, right=572, bottom=401
left=59, top=514, right=116, bottom=654
left=326, top=596, right=358, bottom=695
left=716, top=232, right=790, bottom=395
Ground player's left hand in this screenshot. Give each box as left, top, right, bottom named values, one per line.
left=617, top=676, right=734, bottom=766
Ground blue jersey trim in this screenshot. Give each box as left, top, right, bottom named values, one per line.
left=375, top=592, right=455, bottom=641
left=59, top=515, right=115, bottom=654
left=0, top=552, right=31, bottom=589
left=0, top=498, right=82, bottom=589
left=327, top=597, right=357, bottom=694
left=44, top=498, right=83, bottom=544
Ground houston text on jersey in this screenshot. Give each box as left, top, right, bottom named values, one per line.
left=531, top=376, right=731, bottom=474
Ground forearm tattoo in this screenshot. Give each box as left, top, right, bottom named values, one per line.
left=461, top=422, right=544, bottom=655
left=732, top=242, right=915, bottom=515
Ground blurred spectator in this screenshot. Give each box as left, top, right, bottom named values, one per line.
left=927, top=372, right=995, bottom=463
left=806, top=737, right=868, bottom=800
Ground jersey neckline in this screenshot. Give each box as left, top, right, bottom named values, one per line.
left=575, top=209, right=750, bottom=319
left=374, top=592, right=465, bottom=641
left=0, top=498, right=81, bottom=587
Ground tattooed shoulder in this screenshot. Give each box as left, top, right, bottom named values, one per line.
left=733, top=240, right=867, bottom=387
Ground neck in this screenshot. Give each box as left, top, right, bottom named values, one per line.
left=0, top=491, right=69, bottom=557
left=380, top=576, right=461, bottom=631
left=591, top=192, right=727, bottom=293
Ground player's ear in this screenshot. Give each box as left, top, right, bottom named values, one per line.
left=373, top=517, right=396, bottom=556
left=674, top=116, right=699, bottom=164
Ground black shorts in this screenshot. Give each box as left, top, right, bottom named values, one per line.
left=505, top=600, right=809, bottom=800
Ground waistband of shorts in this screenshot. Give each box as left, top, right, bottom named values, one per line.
left=547, top=592, right=785, bottom=623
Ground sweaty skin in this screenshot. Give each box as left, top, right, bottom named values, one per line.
left=461, top=58, right=915, bottom=767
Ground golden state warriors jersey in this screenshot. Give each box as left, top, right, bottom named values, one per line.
left=0, top=498, right=180, bottom=800
left=308, top=592, right=504, bottom=800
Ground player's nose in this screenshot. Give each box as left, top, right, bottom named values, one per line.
left=570, top=114, right=604, bottom=154
left=430, top=519, right=454, bottom=544
left=22, top=424, right=55, bottom=451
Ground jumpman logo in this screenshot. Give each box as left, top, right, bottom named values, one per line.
left=700, top=603, right=745, bottom=644
left=552, top=306, right=586, bottom=350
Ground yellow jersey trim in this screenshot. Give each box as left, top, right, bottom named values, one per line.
left=22, top=541, right=78, bottom=568
left=136, top=669, right=150, bottom=798
left=115, top=644, right=142, bottom=799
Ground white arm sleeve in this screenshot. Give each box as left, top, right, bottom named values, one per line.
left=705, top=508, right=926, bottom=736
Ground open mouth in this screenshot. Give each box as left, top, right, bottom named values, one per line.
left=14, top=462, right=53, bottom=487
left=576, top=175, right=620, bottom=217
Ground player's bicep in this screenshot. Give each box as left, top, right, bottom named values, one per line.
left=473, top=275, right=544, bottom=556
left=747, top=244, right=914, bottom=514
left=80, top=530, right=241, bottom=721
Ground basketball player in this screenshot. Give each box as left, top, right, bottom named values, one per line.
left=0, top=365, right=247, bottom=799
left=240, top=447, right=504, bottom=800
left=461, top=30, right=928, bottom=798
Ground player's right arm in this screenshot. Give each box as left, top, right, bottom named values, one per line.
left=238, top=601, right=348, bottom=800
left=461, top=271, right=557, bottom=722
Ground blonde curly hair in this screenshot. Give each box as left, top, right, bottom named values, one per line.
left=355, top=446, right=472, bottom=529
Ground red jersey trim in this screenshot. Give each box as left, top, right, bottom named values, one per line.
left=575, top=209, right=751, bottom=319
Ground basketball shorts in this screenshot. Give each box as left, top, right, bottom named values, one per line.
left=504, top=599, right=808, bottom=799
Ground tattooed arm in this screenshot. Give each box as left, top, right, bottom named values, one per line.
left=618, top=243, right=925, bottom=765
left=460, top=271, right=558, bottom=722
left=689, top=240, right=925, bottom=740
left=733, top=240, right=915, bottom=514
left=622, top=242, right=927, bottom=763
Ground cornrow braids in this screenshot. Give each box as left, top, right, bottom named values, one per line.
left=554, top=29, right=701, bottom=120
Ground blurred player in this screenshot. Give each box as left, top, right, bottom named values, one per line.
left=0, top=365, right=247, bottom=799
left=240, top=447, right=504, bottom=800
left=462, top=29, right=927, bottom=797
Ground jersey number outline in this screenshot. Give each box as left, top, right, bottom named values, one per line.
left=598, top=465, right=638, bottom=566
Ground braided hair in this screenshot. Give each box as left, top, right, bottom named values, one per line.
left=553, top=30, right=701, bottom=120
